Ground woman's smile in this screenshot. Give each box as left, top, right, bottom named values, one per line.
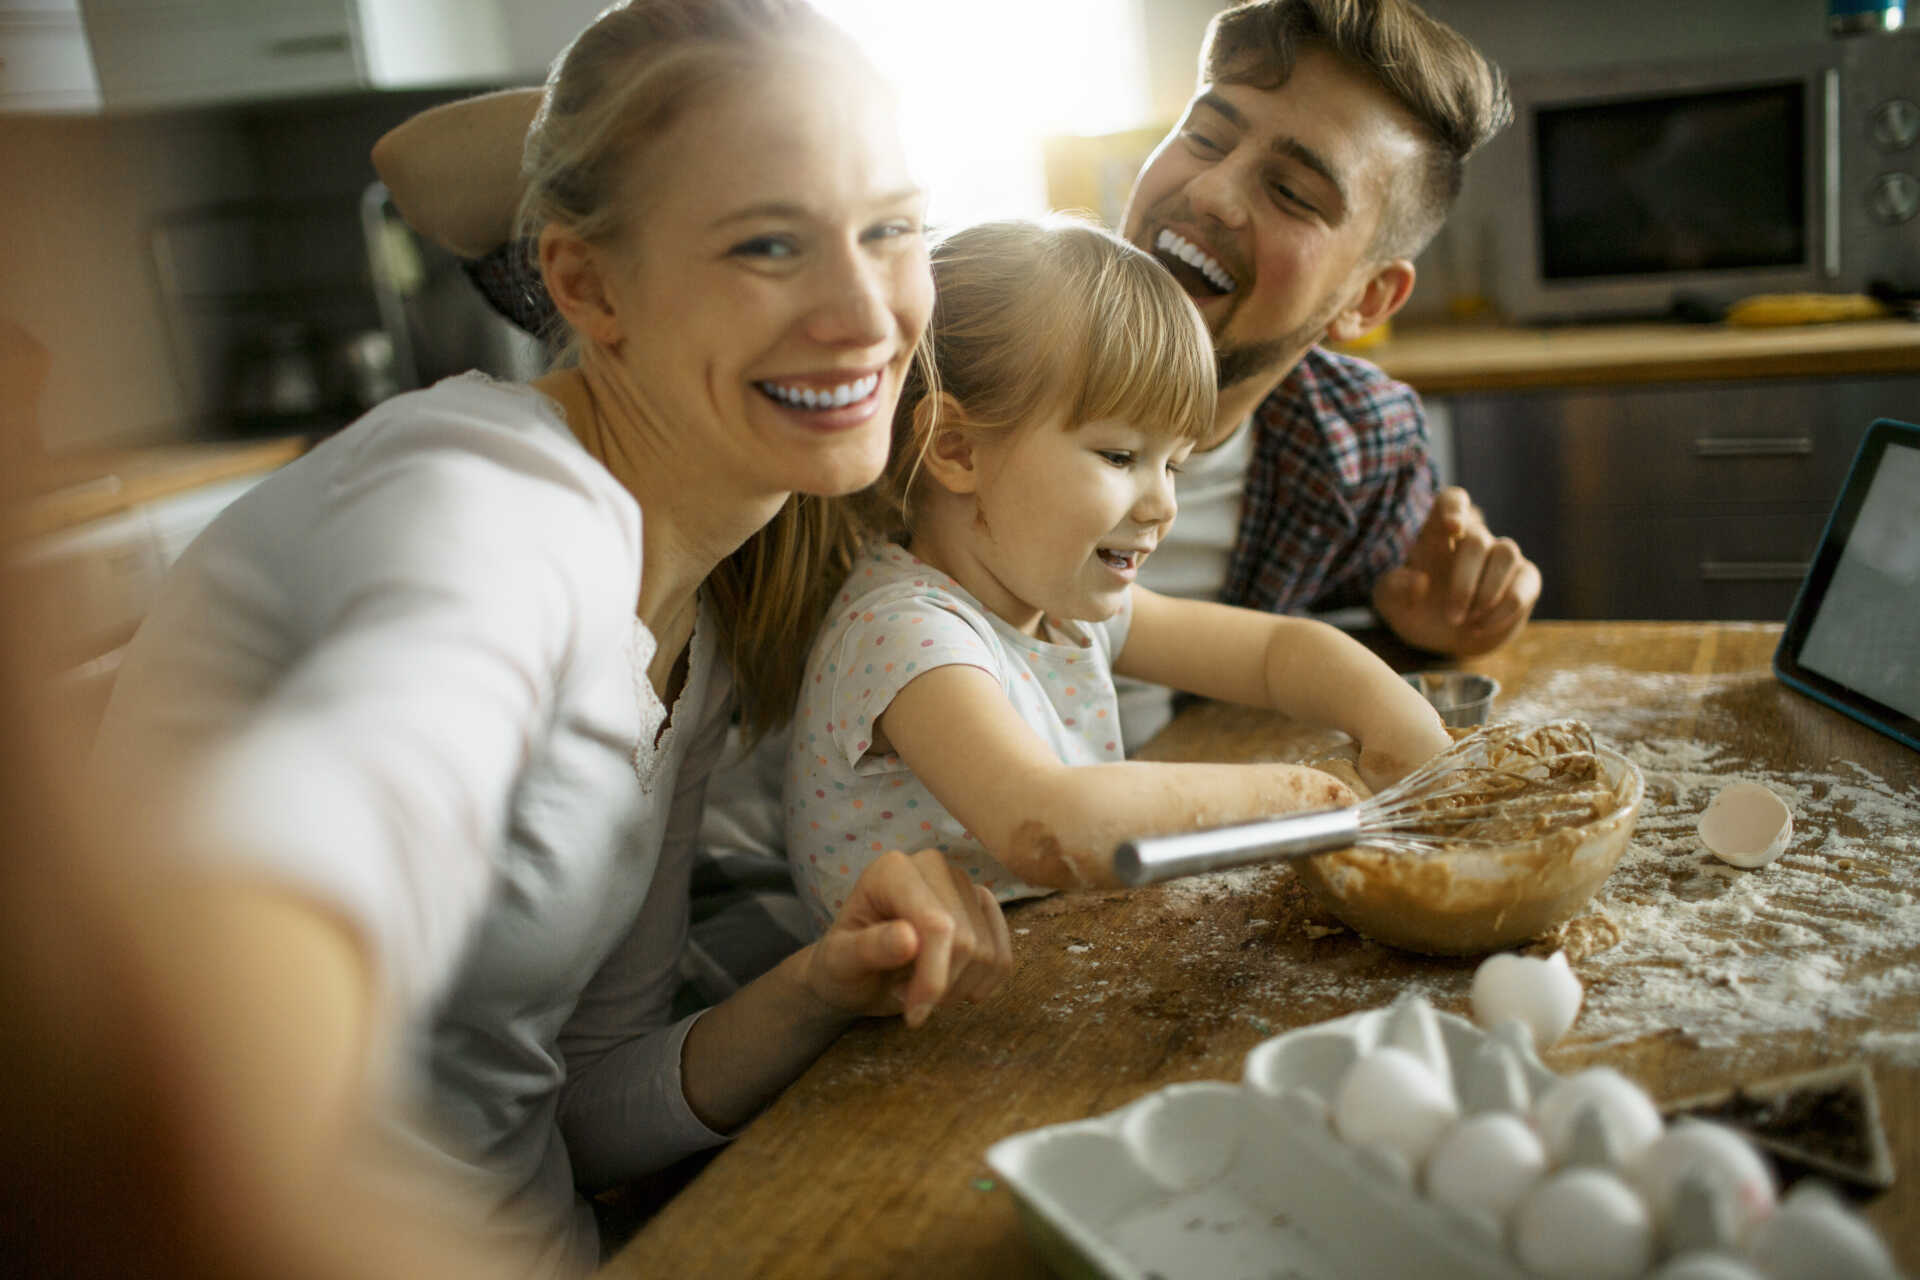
left=583, top=61, right=933, bottom=504
left=753, top=369, right=886, bottom=431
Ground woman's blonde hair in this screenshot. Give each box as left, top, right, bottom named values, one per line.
left=515, top=0, right=883, bottom=740
left=873, top=216, right=1216, bottom=535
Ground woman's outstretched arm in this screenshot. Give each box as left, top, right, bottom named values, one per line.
left=1, top=598, right=527, bottom=1280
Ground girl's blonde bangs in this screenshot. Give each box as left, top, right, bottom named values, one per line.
left=1062, top=258, right=1216, bottom=445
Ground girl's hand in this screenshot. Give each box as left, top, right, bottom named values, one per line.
left=803, top=849, right=1014, bottom=1028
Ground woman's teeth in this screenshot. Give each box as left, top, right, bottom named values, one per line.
left=1099, top=549, right=1139, bottom=570
left=1156, top=229, right=1236, bottom=295
left=757, top=372, right=880, bottom=409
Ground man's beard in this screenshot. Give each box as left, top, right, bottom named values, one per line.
left=1215, top=337, right=1296, bottom=390
left=1211, top=295, right=1348, bottom=391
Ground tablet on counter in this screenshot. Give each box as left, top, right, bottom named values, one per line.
left=1774, top=417, right=1920, bottom=754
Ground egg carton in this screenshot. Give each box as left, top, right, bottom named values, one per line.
left=984, top=995, right=1904, bottom=1280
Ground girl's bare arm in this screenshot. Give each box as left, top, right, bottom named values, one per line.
left=1116, top=587, right=1451, bottom=790
left=879, top=664, right=1355, bottom=889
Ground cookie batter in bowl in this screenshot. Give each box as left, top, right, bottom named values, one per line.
left=1297, top=734, right=1644, bottom=956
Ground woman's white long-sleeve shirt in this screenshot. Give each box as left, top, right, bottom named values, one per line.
left=89, top=372, right=732, bottom=1276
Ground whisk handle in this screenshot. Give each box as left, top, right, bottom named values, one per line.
left=1113, top=808, right=1363, bottom=886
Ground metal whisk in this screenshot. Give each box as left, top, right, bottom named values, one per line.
left=1113, top=719, right=1617, bottom=886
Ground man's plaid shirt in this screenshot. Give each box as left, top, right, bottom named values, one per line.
left=1223, top=345, right=1437, bottom=617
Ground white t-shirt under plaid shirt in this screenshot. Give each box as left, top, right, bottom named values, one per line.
left=784, top=540, right=1133, bottom=929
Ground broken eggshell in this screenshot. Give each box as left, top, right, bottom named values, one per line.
left=1697, top=781, right=1793, bottom=868
left=1470, top=949, right=1584, bottom=1050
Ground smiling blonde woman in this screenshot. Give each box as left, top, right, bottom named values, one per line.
left=85, top=3, right=1011, bottom=1273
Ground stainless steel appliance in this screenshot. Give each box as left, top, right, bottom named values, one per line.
left=1493, top=31, right=1919, bottom=323
left=360, top=180, right=545, bottom=394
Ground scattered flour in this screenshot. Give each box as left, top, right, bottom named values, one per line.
left=1049, top=668, right=1920, bottom=1064
left=1473, top=669, right=1920, bottom=1053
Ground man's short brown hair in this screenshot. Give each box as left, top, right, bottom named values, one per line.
left=1201, top=0, right=1510, bottom=260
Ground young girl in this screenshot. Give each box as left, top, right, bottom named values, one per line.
left=783, top=217, right=1453, bottom=925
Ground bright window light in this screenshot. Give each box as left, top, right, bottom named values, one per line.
left=811, top=0, right=1151, bottom=230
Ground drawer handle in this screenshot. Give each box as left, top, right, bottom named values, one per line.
left=1691, top=436, right=1814, bottom=458
left=1699, top=560, right=1808, bottom=582
left=265, top=33, right=352, bottom=58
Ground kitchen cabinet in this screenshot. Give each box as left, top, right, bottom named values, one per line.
left=18, top=0, right=685, bottom=115
left=9, top=436, right=306, bottom=747
left=10, top=436, right=305, bottom=663
left=16, top=474, right=254, bottom=745
left=76, top=0, right=515, bottom=110
left=0, top=0, right=101, bottom=113
left=1445, top=373, right=1920, bottom=621
left=17, top=503, right=169, bottom=673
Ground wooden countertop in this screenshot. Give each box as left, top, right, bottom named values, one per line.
left=11, top=435, right=310, bottom=541
left=607, top=622, right=1919, bottom=1278
left=1362, top=318, right=1920, bottom=395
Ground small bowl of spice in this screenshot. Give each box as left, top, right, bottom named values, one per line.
left=1405, top=671, right=1500, bottom=728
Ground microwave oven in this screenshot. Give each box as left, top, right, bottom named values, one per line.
left=1493, top=33, right=1919, bottom=324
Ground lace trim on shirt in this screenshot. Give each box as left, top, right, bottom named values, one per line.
left=628, top=605, right=701, bottom=794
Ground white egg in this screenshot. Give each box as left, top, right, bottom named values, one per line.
left=1424, top=1111, right=1548, bottom=1224
left=1632, top=1120, right=1777, bottom=1242
left=1458, top=1037, right=1536, bottom=1116
left=1512, top=1167, right=1655, bottom=1280
left=1381, top=993, right=1454, bottom=1093
left=1471, top=949, right=1584, bottom=1050
left=1742, top=1182, right=1900, bottom=1280
left=1535, top=1067, right=1664, bottom=1166
left=1697, top=781, right=1793, bottom=868
left=1649, top=1254, right=1766, bottom=1280
left=1332, top=1045, right=1459, bottom=1167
